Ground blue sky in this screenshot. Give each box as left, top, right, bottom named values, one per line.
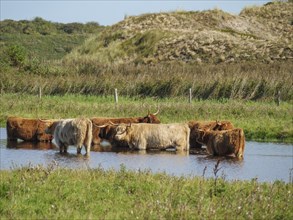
left=1, top=1, right=270, bottom=26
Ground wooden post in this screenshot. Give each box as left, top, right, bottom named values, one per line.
left=39, top=86, right=42, bottom=99
left=277, top=90, right=281, bottom=106
left=114, top=88, right=118, bottom=104
left=189, top=88, right=192, bottom=104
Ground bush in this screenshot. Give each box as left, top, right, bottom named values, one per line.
left=7, top=45, right=27, bottom=67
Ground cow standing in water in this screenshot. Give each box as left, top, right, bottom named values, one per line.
left=6, top=116, right=55, bottom=142
left=91, top=109, right=160, bottom=145
left=196, top=128, right=245, bottom=158
left=43, top=118, right=92, bottom=156
left=188, top=120, right=234, bottom=148
left=114, top=123, right=190, bottom=151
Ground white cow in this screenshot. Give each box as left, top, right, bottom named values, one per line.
left=114, top=123, right=190, bottom=151
left=44, top=118, right=92, bottom=156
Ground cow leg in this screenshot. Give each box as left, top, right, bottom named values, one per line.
left=206, top=144, right=214, bottom=156
left=137, top=140, right=147, bottom=150
left=56, top=140, right=64, bottom=153
left=236, top=149, right=243, bottom=158
left=85, top=145, right=90, bottom=157
left=64, top=145, right=68, bottom=153
left=7, top=137, right=18, bottom=142
left=176, top=144, right=185, bottom=151
left=77, top=145, right=82, bottom=154
left=59, top=144, right=64, bottom=153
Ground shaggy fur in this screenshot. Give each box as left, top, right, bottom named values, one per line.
left=45, top=118, right=92, bottom=156
left=115, top=123, right=190, bottom=151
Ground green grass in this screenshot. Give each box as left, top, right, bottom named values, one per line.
left=0, top=93, right=292, bottom=143
left=0, top=165, right=292, bottom=219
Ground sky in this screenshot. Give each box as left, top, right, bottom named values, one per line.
left=1, top=0, right=271, bottom=26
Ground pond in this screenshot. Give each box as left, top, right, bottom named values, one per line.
left=0, top=128, right=292, bottom=183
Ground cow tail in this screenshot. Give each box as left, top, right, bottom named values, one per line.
left=85, top=120, right=93, bottom=155
left=236, top=129, right=245, bottom=158
left=186, top=126, right=190, bottom=151
left=6, top=119, right=13, bottom=141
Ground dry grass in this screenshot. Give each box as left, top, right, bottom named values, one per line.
left=1, top=62, right=292, bottom=101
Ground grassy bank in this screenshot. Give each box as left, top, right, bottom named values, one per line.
left=0, top=165, right=292, bottom=219
left=0, top=93, right=292, bottom=143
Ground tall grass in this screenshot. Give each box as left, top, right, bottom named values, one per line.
left=1, top=62, right=292, bottom=101
left=0, top=164, right=292, bottom=219
left=0, top=93, right=292, bottom=142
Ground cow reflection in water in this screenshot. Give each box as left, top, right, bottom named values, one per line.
left=91, top=143, right=189, bottom=156
left=7, top=140, right=57, bottom=150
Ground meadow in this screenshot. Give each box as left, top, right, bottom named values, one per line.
left=0, top=164, right=292, bottom=219
left=0, top=93, right=292, bottom=142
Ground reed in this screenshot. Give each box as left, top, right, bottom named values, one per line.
left=1, top=61, right=292, bottom=101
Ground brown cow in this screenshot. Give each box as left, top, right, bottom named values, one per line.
left=91, top=110, right=160, bottom=145
left=196, top=128, right=245, bottom=158
left=6, top=116, right=56, bottom=142
left=188, top=120, right=234, bottom=148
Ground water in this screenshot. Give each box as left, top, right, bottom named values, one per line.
left=1, top=128, right=292, bottom=183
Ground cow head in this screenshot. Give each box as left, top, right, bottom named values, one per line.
left=115, top=123, right=132, bottom=141
left=195, top=129, right=208, bottom=145
left=98, top=124, right=117, bottom=140
left=39, top=119, right=59, bottom=135
left=212, top=120, right=234, bottom=131
left=139, top=109, right=160, bottom=123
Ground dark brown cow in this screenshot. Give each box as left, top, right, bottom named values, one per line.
left=188, top=120, right=234, bottom=148
left=196, top=128, right=245, bottom=158
left=6, top=116, right=55, bottom=142
left=98, top=124, right=128, bottom=147
left=91, top=110, right=160, bottom=145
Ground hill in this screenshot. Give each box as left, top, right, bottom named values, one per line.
left=66, top=1, right=293, bottom=64
left=0, top=17, right=104, bottom=62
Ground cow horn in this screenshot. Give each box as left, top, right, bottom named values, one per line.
left=152, top=108, right=160, bottom=116
left=109, top=121, right=119, bottom=126
left=38, top=118, right=49, bottom=123
left=93, top=123, right=107, bottom=128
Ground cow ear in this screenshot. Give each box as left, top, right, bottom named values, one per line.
left=216, top=120, right=222, bottom=126
left=198, top=129, right=205, bottom=136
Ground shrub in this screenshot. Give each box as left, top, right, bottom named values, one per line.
left=7, top=45, right=27, bottom=67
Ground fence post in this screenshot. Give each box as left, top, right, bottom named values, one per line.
left=189, top=88, right=192, bottom=103
left=39, top=86, right=42, bottom=99
left=277, top=90, right=281, bottom=106
left=114, top=88, right=118, bottom=104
